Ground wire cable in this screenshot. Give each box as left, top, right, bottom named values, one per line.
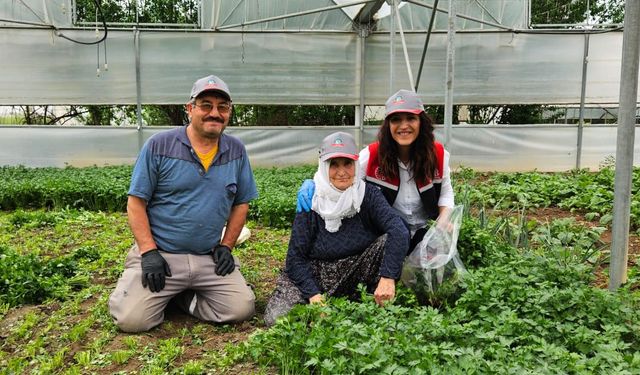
left=55, top=0, right=107, bottom=45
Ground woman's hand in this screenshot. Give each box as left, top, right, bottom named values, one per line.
left=309, top=294, right=324, bottom=304
left=374, top=277, right=396, bottom=306
left=436, top=206, right=454, bottom=232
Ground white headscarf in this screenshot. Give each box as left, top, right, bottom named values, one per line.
left=311, top=158, right=366, bottom=232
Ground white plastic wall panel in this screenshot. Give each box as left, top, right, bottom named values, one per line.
left=0, top=126, right=141, bottom=167
left=0, top=29, right=137, bottom=104
left=0, top=125, right=636, bottom=171
left=0, top=28, right=627, bottom=105
left=376, top=0, right=528, bottom=31
left=365, top=31, right=614, bottom=105
left=0, top=0, right=73, bottom=27
left=137, top=31, right=360, bottom=105
left=585, top=34, right=624, bottom=105
left=203, top=0, right=354, bottom=30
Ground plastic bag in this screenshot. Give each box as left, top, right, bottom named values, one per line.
left=401, top=205, right=466, bottom=307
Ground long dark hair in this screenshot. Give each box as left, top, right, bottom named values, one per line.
left=377, top=112, right=437, bottom=183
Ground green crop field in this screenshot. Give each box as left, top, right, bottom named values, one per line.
left=0, top=165, right=639, bottom=374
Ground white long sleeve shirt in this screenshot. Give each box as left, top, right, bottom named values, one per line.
left=359, top=146, right=455, bottom=234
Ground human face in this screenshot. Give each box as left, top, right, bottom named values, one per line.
left=328, top=157, right=356, bottom=191
left=388, top=112, right=420, bottom=147
left=187, top=93, right=232, bottom=140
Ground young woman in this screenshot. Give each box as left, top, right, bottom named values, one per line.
left=297, top=90, right=455, bottom=251
left=264, top=132, right=409, bottom=326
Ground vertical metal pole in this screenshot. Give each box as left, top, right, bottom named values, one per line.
left=610, top=0, right=640, bottom=291
left=357, top=27, right=368, bottom=151
left=134, top=27, right=143, bottom=149
left=394, top=2, right=415, bottom=91
left=415, top=0, right=439, bottom=92
left=389, top=0, right=396, bottom=95
left=576, top=33, right=589, bottom=169
left=443, top=0, right=456, bottom=148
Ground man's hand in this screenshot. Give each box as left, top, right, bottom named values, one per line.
left=141, top=249, right=172, bottom=293
left=309, top=294, right=325, bottom=305
left=213, top=245, right=235, bottom=276
left=296, top=179, right=315, bottom=213
left=374, top=277, right=396, bottom=306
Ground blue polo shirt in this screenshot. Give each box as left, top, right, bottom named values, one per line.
left=128, top=126, right=258, bottom=254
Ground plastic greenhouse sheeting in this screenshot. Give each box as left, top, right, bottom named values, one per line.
left=0, top=125, right=636, bottom=171
left=0, top=28, right=626, bottom=105
left=4, top=1, right=527, bottom=31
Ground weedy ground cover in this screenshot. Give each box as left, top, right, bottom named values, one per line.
left=0, top=165, right=639, bottom=374
left=456, top=166, right=640, bottom=231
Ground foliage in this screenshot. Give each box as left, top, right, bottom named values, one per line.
left=530, top=217, right=607, bottom=267
left=0, top=165, right=130, bottom=211
left=233, top=105, right=355, bottom=127
left=456, top=166, right=640, bottom=229
left=456, top=216, right=502, bottom=268
left=238, top=273, right=640, bottom=374
left=6, top=105, right=86, bottom=125
left=531, top=0, right=624, bottom=25
left=1, top=166, right=640, bottom=373
left=232, top=217, right=640, bottom=374
left=75, top=0, right=199, bottom=25
left=1, top=163, right=636, bottom=231
left=0, top=243, right=93, bottom=307
left=497, top=104, right=562, bottom=124
left=0, top=165, right=313, bottom=226
left=245, top=165, right=315, bottom=228
left=464, top=104, right=563, bottom=125
left=0, top=207, right=282, bottom=373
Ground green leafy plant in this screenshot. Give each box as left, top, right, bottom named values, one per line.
left=530, top=217, right=607, bottom=267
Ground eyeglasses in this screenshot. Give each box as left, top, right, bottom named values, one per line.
left=193, top=102, right=232, bottom=114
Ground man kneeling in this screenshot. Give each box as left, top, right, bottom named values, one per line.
left=109, top=74, right=257, bottom=332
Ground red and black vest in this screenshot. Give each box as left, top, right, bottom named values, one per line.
left=364, top=141, right=444, bottom=220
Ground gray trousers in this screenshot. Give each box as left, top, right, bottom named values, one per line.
left=108, top=244, right=255, bottom=333
left=264, top=235, right=386, bottom=326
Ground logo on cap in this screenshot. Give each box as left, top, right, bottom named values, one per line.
left=393, top=95, right=406, bottom=105
left=332, top=137, right=344, bottom=147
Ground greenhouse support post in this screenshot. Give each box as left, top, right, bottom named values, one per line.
left=443, top=0, right=456, bottom=148
left=609, top=0, right=640, bottom=291
left=414, top=0, right=439, bottom=92
left=394, top=2, right=415, bottom=90
left=576, top=33, right=589, bottom=170
left=389, top=0, right=396, bottom=95
left=357, top=27, right=368, bottom=150
left=134, top=27, right=143, bottom=150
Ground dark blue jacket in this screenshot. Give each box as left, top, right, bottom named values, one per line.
left=285, top=183, right=409, bottom=298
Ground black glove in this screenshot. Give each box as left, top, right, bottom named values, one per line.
left=141, top=249, right=172, bottom=293
left=212, top=245, right=235, bottom=276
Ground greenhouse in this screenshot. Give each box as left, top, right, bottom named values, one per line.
left=0, top=0, right=637, bottom=170
left=0, top=0, right=639, bottom=374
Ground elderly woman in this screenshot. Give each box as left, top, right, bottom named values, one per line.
left=264, top=132, right=409, bottom=326
left=297, top=90, right=455, bottom=252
